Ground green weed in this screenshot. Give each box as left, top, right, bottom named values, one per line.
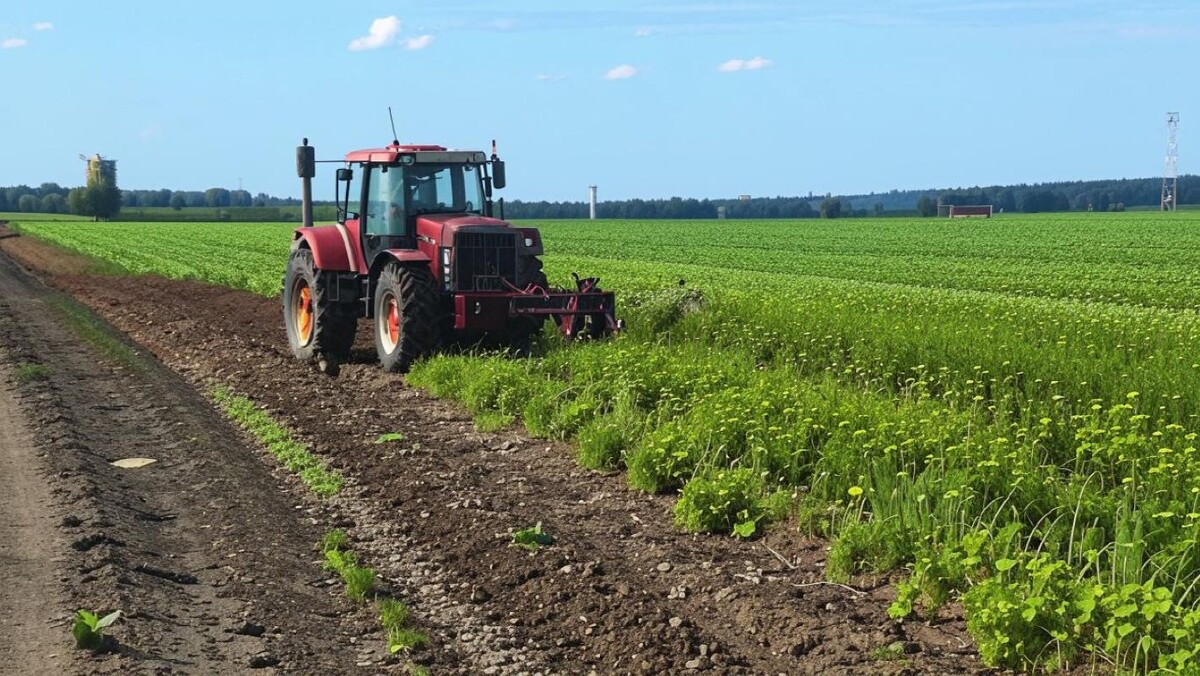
left=321, top=538, right=374, bottom=602
left=379, top=598, right=411, bottom=629
left=512, top=523, right=554, bottom=550
left=341, top=565, right=376, bottom=602
left=868, top=642, right=907, bottom=662
left=673, top=468, right=772, bottom=536
left=379, top=598, right=427, bottom=654
left=15, top=363, right=51, bottom=382
left=44, top=296, right=141, bottom=369
left=474, top=410, right=514, bottom=432
left=373, top=432, right=407, bottom=444
left=211, top=386, right=343, bottom=497
left=388, top=627, right=429, bottom=654
left=72, top=609, right=120, bottom=652
left=321, top=528, right=349, bottom=553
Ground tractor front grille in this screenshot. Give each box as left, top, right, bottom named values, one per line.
left=454, top=230, right=518, bottom=291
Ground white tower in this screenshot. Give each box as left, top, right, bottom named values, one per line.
left=1162, top=112, right=1179, bottom=212
left=588, top=185, right=598, bottom=220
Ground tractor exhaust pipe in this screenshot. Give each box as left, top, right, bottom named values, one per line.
left=296, top=138, right=316, bottom=228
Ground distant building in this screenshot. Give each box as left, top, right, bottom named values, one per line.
left=738, top=194, right=751, bottom=201
left=85, top=154, right=117, bottom=187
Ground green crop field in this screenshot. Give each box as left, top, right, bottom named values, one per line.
left=0, top=211, right=89, bottom=222
left=15, top=212, right=1200, bottom=670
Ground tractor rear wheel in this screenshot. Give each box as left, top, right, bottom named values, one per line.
left=283, top=248, right=355, bottom=362
left=373, top=263, right=440, bottom=373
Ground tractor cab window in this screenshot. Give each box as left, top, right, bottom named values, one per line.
left=365, top=164, right=405, bottom=237
left=404, top=163, right=483, bottom=216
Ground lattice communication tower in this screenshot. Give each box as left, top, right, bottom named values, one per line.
left=1162, top=112, right=1179, bottom=212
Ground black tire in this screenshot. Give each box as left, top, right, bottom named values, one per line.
left=508, top=256, right=548, bottom=352
left=517, top=256, right=546, bottom=288
left=283, top=248, right=356, bottom=362
left=582, top=313, right=611, bottom=339
left=373, top=263, right=441, bottom=373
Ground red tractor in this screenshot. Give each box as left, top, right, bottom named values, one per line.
left=283, top=138, right=620, bottom=373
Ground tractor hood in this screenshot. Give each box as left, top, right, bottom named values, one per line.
left=415, top=213, right=512, bottom=247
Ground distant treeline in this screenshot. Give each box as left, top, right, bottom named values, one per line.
left=507, top=175, right=1200, bottom=219
left=117, top=205, right=340, bottom=222
left=2, top=174, right=1197, bottom=220
left=0, top=183, right=329, bottom=221
left=503, top=196, right=821, bottom=220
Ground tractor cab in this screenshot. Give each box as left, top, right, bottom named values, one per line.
left=334, top=144, right=506, bottom=272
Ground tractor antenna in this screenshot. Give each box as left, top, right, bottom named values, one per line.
left=388, top=107, right=399, bottom=146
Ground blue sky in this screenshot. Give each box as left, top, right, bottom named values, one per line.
left=1, top=1, right=1197, bottom=201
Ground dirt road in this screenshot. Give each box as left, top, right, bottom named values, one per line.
left=0, top=359, right=70, bottom=674
left=0, top=246, right=367, bottom=674
left=0, top=231, right=989, bottom=674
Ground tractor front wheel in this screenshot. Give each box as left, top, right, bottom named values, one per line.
left=283, top=248, right=355, bottom=362
left=508, top=256, right=549, bottom=353
left=373, top=263, right=441, bottom=373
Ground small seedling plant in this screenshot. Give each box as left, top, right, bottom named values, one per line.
left=72, top=609, right=121, bottom=651
left=512, top=523, right=554, bottom=550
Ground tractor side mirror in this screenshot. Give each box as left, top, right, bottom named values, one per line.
left=491, top=160, right=506, bottom=190
left=296, top=143, right=316, bottom=179
left=335, top=168, right=355, bottom=223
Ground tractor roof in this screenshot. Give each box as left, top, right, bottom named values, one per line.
left=344, top=143, right=485, bottom=165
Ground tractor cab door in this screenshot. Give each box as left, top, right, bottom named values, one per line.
left=362, top=163, right=414, bottom=267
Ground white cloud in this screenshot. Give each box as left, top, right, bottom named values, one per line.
left=403, top=34, right=434, bottom=50
left=604, top=64, right=638, bottom=80
left=33, top=22, right=53, bottom=31
left=348, top=16, right=401, bottom=51
left=139, top=126, right=162, bottom=142
left=537, top=73, right=567, bottom=82
left=2, top=38, right=28, bottom=49
left=717, top=56, right=773, bottom=72
left=634, top=27, right=653, bottom=37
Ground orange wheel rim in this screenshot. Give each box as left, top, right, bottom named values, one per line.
left=379, top=290, right=401, bottom=354
left=387, top=297, right=400, bottom=346
left=294, top=283, right=313, bottom=345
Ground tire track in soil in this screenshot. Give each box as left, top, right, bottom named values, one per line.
left=0, top=360, right=72, bottom=674
left=1, top=231, right=991, bottom=675
left=0, top=246, right=370, bottom=674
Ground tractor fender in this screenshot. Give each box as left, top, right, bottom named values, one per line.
left=293, top=225, right=358, bottom=273
left=366, top=249, right=435, bottom=304
left=368, top=249, right=432, bottom=279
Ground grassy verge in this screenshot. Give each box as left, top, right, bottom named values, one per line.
left=210, top=386, right=342, bottom=497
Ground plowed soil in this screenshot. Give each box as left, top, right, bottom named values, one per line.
left=0, top=239, right=368, bottom=674
left=1, top=229, right=990, bottom=675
